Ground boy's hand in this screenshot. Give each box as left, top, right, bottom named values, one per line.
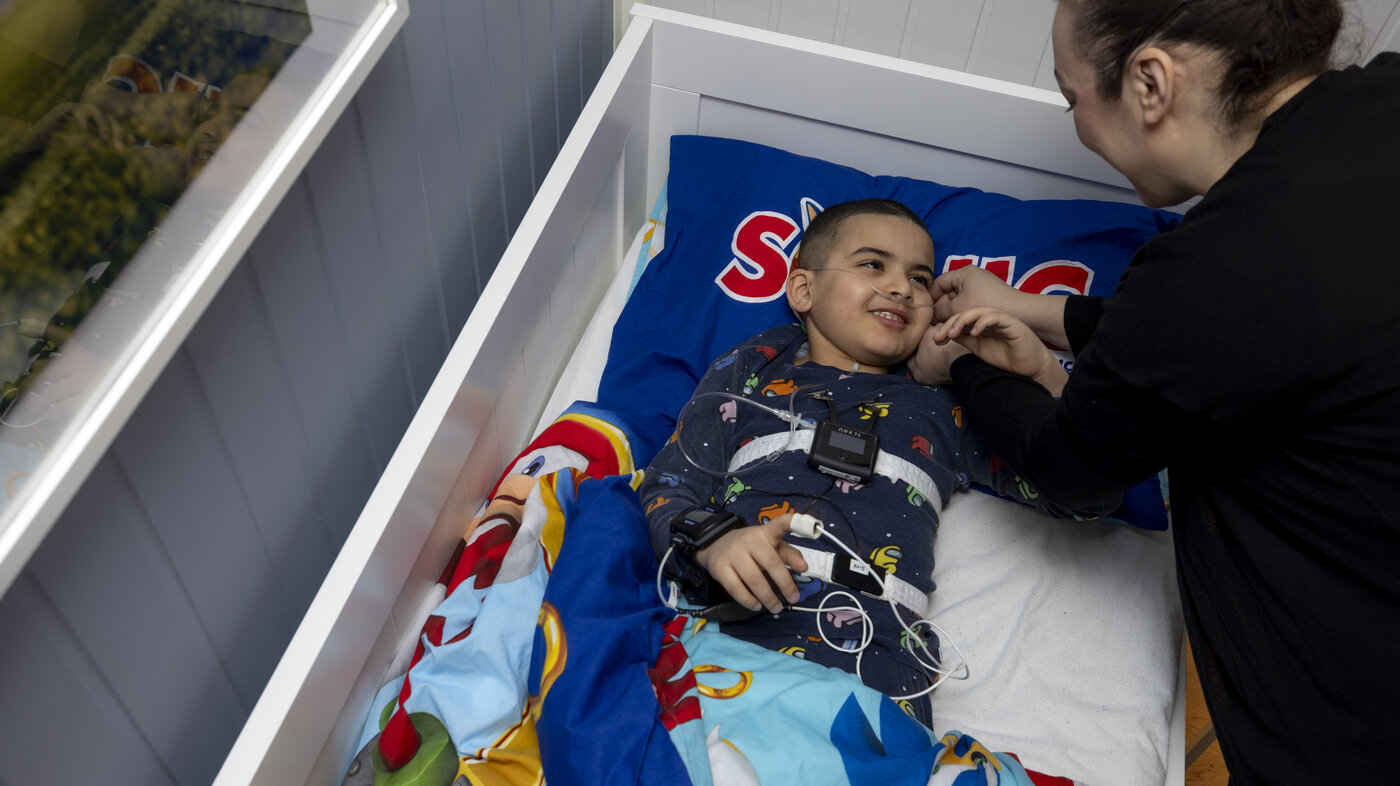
left=908, top=323, right=971, bottom=386
left=932, top=307, right=1068, bottom=395
left=696, top=514, right=809, bottom=613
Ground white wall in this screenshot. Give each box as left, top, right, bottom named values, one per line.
left=616, top=0, right=1400, bottom=91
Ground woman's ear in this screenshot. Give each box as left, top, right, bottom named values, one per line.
left=1126, top=46, right=1177, bottom=126
left=786, top=266, right=814, bottom=315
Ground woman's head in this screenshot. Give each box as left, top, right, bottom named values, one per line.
left=1061, top=0, right=1342, bottom=126
left=1053, top=0, right=1342, bottom=205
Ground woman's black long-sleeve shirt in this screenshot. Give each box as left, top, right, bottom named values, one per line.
left=949, top=53, right=1400, bottom=784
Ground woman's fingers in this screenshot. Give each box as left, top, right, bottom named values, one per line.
left=937, top=306, right=1014, bottom=341
left=967, top=309, right=1014, bottom=337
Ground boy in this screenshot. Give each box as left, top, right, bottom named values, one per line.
left=639, top=199, right=1113, bottom=726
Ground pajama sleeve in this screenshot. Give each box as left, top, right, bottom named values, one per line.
left=639, top=346, right=750, bottom=560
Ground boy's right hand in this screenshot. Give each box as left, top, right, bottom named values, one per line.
left=696, top=514, right=809, bottom=613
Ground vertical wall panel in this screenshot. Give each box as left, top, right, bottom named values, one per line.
left=904, top=0, right=986, bottom=71
left=713, top=0, right=773, bottom=29
left=0, top=0, right=614, bottom=782
left=555, top=0, right=585, bottom=146
left=0, top=574, right=177, bottom=786
left=303, top=113, right=419, bottom=470
left=838, top=0, right=911, bottom=57
left=183, top=262, right=338, bottom=613
left=443, top=1, right=510, bottom=290
left=1032, top=31, right=1057, bottom=92
left=354, top=36, right=453, bottom=399
left=397, top=0, right=482, bottom=329
left=658, top=0, right=710, bottom=19
left=775, top=0, right=841, bottom=42
left=582, top=0, right=611, bottom=103
left=966, top=0, right=1055, bottom=84
left=26, top=457, right=247, bottom=785
left=521, top=0, right=563, bottom=189
left=243, top=180, right=379, bottom=546
left=484, top=0, right=537, bottom=228
left=111, top=351, right=295, bottom=705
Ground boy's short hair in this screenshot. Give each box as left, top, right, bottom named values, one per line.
left=794, top=199, right=930, bottom=270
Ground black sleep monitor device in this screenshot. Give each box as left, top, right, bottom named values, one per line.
left=808, top=419, right=879, bottom=483
left=670, top=506, right=745, bottom=553
left=664, top=507, right=745, bottom=594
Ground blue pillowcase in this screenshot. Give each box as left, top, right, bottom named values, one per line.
left=597, top=135, right=1179, bottom=530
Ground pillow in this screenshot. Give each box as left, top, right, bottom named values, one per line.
left=597, top=135, right=1179, bottom=530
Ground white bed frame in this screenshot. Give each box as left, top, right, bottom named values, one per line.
left=215, top=7, right=1186, bottom=784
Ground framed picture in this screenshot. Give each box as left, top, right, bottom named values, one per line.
left=0, top=0, right=407, bottom=591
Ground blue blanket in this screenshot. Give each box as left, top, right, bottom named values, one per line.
left=344, top=412, right=1079, bottom=786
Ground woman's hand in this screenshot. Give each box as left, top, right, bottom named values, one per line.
left=933, top=306, right=1067, bottom=395
left=931, top=266, right=1022, bottom=323
left=696, top=513, right=809, bottom=613
left=933, top=267, right=1071, bottom=348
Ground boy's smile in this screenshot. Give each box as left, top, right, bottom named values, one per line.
left=787, top=213, right=936, bottom=374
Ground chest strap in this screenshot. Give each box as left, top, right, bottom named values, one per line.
left=790, top=543, right=933, bottom=619
left=726, top=429, right=943, bottom=511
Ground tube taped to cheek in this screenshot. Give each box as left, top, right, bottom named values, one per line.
left=805, top=266, right=935, bottom=313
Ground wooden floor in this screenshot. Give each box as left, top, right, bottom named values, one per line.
left=1185, top=641, right=1230, bottom=785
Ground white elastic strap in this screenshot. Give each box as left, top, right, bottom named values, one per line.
left=791, top=543, right=933, bottom=619
left=728, top=430, right=943, bottom=510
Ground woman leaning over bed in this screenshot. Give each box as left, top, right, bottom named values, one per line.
left=909, top=0, right=1400, bottom=782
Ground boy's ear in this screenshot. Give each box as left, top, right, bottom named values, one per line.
left=786, top=266, right=814, bottom=315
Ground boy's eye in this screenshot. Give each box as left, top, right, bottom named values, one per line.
left=910, top=274, right=932, bottom=289
left=858, top=259, right=883, bottom=271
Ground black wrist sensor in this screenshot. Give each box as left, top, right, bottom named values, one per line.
left=664, top=506, right=746, bottom=603
left=669, top=506, right=746, bottom=553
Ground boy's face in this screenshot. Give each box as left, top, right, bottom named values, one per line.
left=786, top=213, right=936, bottom=374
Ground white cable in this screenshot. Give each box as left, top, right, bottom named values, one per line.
left=794, top=516, right=969, bottom=697
left=656, top=546, right=679, bottom=610
left=675, top=376, right=843, bottom=481
left=675, top=390, right=815, bottom=479
left=794, top=590, right=875, bottom=653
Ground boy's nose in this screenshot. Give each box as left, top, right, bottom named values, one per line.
left=885, top=275, right=911, bottom=299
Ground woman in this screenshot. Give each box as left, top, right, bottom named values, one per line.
left=909, top=0, right=1400, bottom=782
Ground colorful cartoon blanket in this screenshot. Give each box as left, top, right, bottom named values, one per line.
left=342, top=408, right=1082, bottom=786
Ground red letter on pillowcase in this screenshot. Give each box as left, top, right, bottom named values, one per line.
left=717, top=211, right=800, bottom=303
left=943, top=255, right=1013, bottom=284
left=943, top=255, right=980, bottom=274
left=1014, top=260, right=1094, bottom=295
